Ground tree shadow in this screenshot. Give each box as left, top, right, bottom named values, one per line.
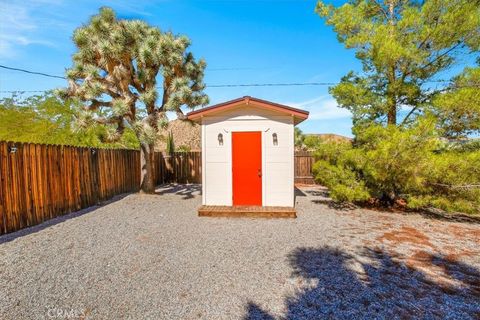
left=245, top=246, right=480, bottom=319
left=304, top=189, right=329, bottom=197
left=298, top=187, right=357, bottom=211
left=311, top=199, right=357, bottom=211
left=415, top=207, right=480, bottom=224
left=155, top=183, right=201, bottom=199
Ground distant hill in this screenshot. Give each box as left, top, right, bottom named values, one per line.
left=305, top=133, right=352, bottom=143
left=156, top=119, right=201, bottom=152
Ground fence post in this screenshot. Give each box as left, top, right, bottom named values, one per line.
left=91, top=148, right=100, bottom=204
left=0, top=142, right=6, bottom=235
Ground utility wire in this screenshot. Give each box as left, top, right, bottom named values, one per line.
left=0, top=65, right=66, bottom=80
left=0, top=90, right=48, bottom=93
left=0, top=83, right=337, bottom=93
left=0, top=82, right=337, bottom=93
left=0, top=64, right=338, bottom=91
left=208, top=82, right=338, bottom=87
left=0, top=64, right=460, bottom=93
left=208, top=67, right=275, bottom=71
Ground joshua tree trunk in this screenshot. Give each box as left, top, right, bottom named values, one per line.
left=140, top=143, right=156, bottom=194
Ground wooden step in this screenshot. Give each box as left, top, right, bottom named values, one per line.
left=198, top=205, right=296, bottom=218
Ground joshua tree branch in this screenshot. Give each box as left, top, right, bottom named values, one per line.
left=85, top=99, right=112, bottom=111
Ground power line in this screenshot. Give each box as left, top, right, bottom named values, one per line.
left=0, top=82, right=336, bottom=93
left=0, top=64, right=273, bottom=77
left=208, top=82, right=337, bottom=87
left=0, top=90, right=48, bottom=93
left=0, top=64, right=338, bottom=90
left=0, top=64, right=460, bottom=93
left=0, top=65, right=66, bottom=80
left=208, top=67, right=275, bottom=71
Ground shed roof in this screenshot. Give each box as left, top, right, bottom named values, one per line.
left=186, top=96, right=309, bottom=125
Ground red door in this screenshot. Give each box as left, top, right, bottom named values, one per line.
left=232, top=132, right=262, bottom=206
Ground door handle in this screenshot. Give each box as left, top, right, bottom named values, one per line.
left=258, top=169, right=262, bottom=177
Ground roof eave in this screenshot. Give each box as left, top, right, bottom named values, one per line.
left=186, top=96, right=309, bottom=123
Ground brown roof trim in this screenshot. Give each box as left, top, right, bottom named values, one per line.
left=187, top=96, right=309, bottom=124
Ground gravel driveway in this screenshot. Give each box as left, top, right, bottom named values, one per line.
left=1, top=184, right=479, bottom=319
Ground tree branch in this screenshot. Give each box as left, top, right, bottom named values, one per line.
left=371, top=0, right=389, bottom=20
left=95, top=116, right=121, bottom=125
left=430, top=183, right=480, bottom=189
left=405, top=42, right=464, bottom=79
left=400, top=106, right=419, bottom=126
left=176, top=110, right=187, bottom=120
left=96, top=78, right=122, bottom=98
left=160, top=78, right=170, bottom=111
left=84, top=99, right=112, bottom=111
left=130, top=66, right=144, bottom=94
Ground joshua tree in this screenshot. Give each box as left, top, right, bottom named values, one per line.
left=60, top=7, right=208, bottom=193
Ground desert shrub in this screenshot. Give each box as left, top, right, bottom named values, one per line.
left=408, top=151, right=480, bottom=214
left=312, top=118, right=480, bottom=214
left=176, top=145, right=191, bottom=152
left=312, top=160, right=370, bottom=202
left=437, top=138, right=480, bottom=153
left=303, top=135, right=322, bottom=150
left=0, top=93, right=139, bottom=148
left=355, top=118, right=439, bottom=203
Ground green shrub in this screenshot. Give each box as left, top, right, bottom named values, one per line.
left=311, top=117, right=480, bottom=215
left=407, top=195, right=478, bottom=215
left=177, top=145, right=191, bottom=152
left=303, top=135, right=322, bottom=150
left=313, top=160, right=370, bottom=202
left=407, top=150, right=480, bottom=214
left=357, top=118, right=439, bottom=202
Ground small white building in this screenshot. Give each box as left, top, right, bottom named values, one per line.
left=187, top=96, right=309, bottom=216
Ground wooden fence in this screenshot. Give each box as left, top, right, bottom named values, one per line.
left=294, top=151, right=316, bottom=185
left=154, top=152, right=202, bottom=184
left=0, top=141, right=140, bottom=235
left=0, top=143, right=315, bottom=235
left=154, top=151, right=315, bottom=185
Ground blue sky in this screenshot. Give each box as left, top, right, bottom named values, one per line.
left=0, top=0, right=359, bottom=136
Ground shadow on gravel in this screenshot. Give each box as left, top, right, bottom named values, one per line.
left=294, top=187, right=307, bottom=204
left=156, top=183, right=201, bottom=199
left=415, top=208, right=480, bottom=224
left=311, top=199, right=357, bottom=211
left=245, top=246, right=480, bottom=319
left=304, top=189, right=329, bottom=197
left=294, top=187, right=307, bottom=197
left=0, top=194, right=129, bottom=245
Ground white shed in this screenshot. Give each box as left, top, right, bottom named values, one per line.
left=187, top=96, right=309, bottom=217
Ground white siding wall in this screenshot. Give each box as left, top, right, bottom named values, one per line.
left=202, top=104, right=294, bottom=207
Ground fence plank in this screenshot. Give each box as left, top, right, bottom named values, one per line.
left=7, top=142, right=20, bottom=232
left=294, top=151, right=315, bottom=185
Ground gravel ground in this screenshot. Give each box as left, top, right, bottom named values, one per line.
left=0, top=184, right=479, bottom=320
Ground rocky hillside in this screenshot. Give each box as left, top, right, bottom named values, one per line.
left=156, top=119, right=201, bottom=152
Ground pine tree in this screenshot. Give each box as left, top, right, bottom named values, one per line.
left=433, top=67, right=480, bottom=137
left=316, top=0, right=480, bottom=128
left=60, top=7, right=208, bottom=193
